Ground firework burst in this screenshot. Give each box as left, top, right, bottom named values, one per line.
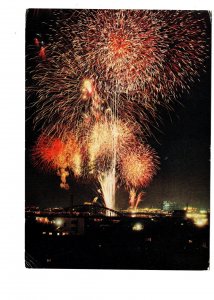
left=87, top=118, right=138, bottom=172
left=120, top=143, right=159, bottom=189
left=32, top=135, right=66, bottom=171
left=73, top=10, right=208, bottom=102
left=32, top=132, right=83, bottom=189
left=28, top=10, right=207, bottom=138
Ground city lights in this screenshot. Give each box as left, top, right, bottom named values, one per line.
left=194, top=218, right=208, bottom=227
left=54, top=218, right=64, bottom=227
left=132, top=223, right=144, bottom=231
left=186, top=210, right=208, bottom=228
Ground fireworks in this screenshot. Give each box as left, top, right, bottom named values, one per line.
left=88, top=119, right=137, bottom=172
left=98, top=170, right=116, bottom=210
left=63, top=133, right=83, bottom=177
left=87, top=119, right=141, bottom=209
left=72, top=10, right=207, bottom=102
left=29, top=10, right=207, bottom=137
left=32, top=132, right=83, bottom=189
left=32, top=135, right=66, bottom=171
left=129, top=188, right=145, bottom=209
left=28, top=10, right=208, bottom=210
left=120, top=143, right=159, bottom=189
left=32, top=119, right=158, bottom=209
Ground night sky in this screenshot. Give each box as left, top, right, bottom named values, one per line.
left=25, top=9, right=211, bottom=210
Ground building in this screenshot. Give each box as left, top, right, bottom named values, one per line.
left=162, top=201, right=178, bottom=212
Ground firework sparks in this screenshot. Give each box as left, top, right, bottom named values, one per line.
left=86, top=119, right=158, bottom=209
left=120, top=144, right=159, bottom=189
left=63, top=133, right=83, bottom=177
left=73, top=10, right=207, bottom=101
left=28, top=10, right=208, bottom=210
left=28, top=10, right=207, bottom=138
left=129, top=189, right=145, bottom=209
left=32, top=135, right=66, bottom=171
left=32, top=132, right=83, bottom=189
left=129, top=188, right=136, bottom=208
left=88, top=119, right=137, bottom=171
left=38, top=46, right=46, bottom=61
left=81, top=78, right=96, bottom=99
left=58, top=168, right=70, bottom=190
left=86, top=119, right=137, bottom=209
left=98, top=170, right=116, bottom=210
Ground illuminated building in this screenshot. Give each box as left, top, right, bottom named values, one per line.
left=162, top=201, right=178, bottom=212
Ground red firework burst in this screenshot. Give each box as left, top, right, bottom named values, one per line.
left=32, top=135, right=65, bottom=171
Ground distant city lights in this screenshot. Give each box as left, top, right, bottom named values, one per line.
left=132, top=223, right=144, bottom=231
left=193, top=217, right=208, bottom=227
left=185, top=208, right=208, bottom=227
left=54, top=218, right=64, bottom=227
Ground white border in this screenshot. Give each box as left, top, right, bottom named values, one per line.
left=0, top=1, right=213, bottom=299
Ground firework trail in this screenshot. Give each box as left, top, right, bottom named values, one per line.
left=38, top=45, right=46, bottom=61
left=135, top=191, right=144, bottom=209
left=129, top=188, right=145, bottom=209
left=87, top=118, right=139, bottom=209
left=129, top=188, right=137, bottom=209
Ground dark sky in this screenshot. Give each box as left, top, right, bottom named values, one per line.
left=25, top=9, right=211, bottom=210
